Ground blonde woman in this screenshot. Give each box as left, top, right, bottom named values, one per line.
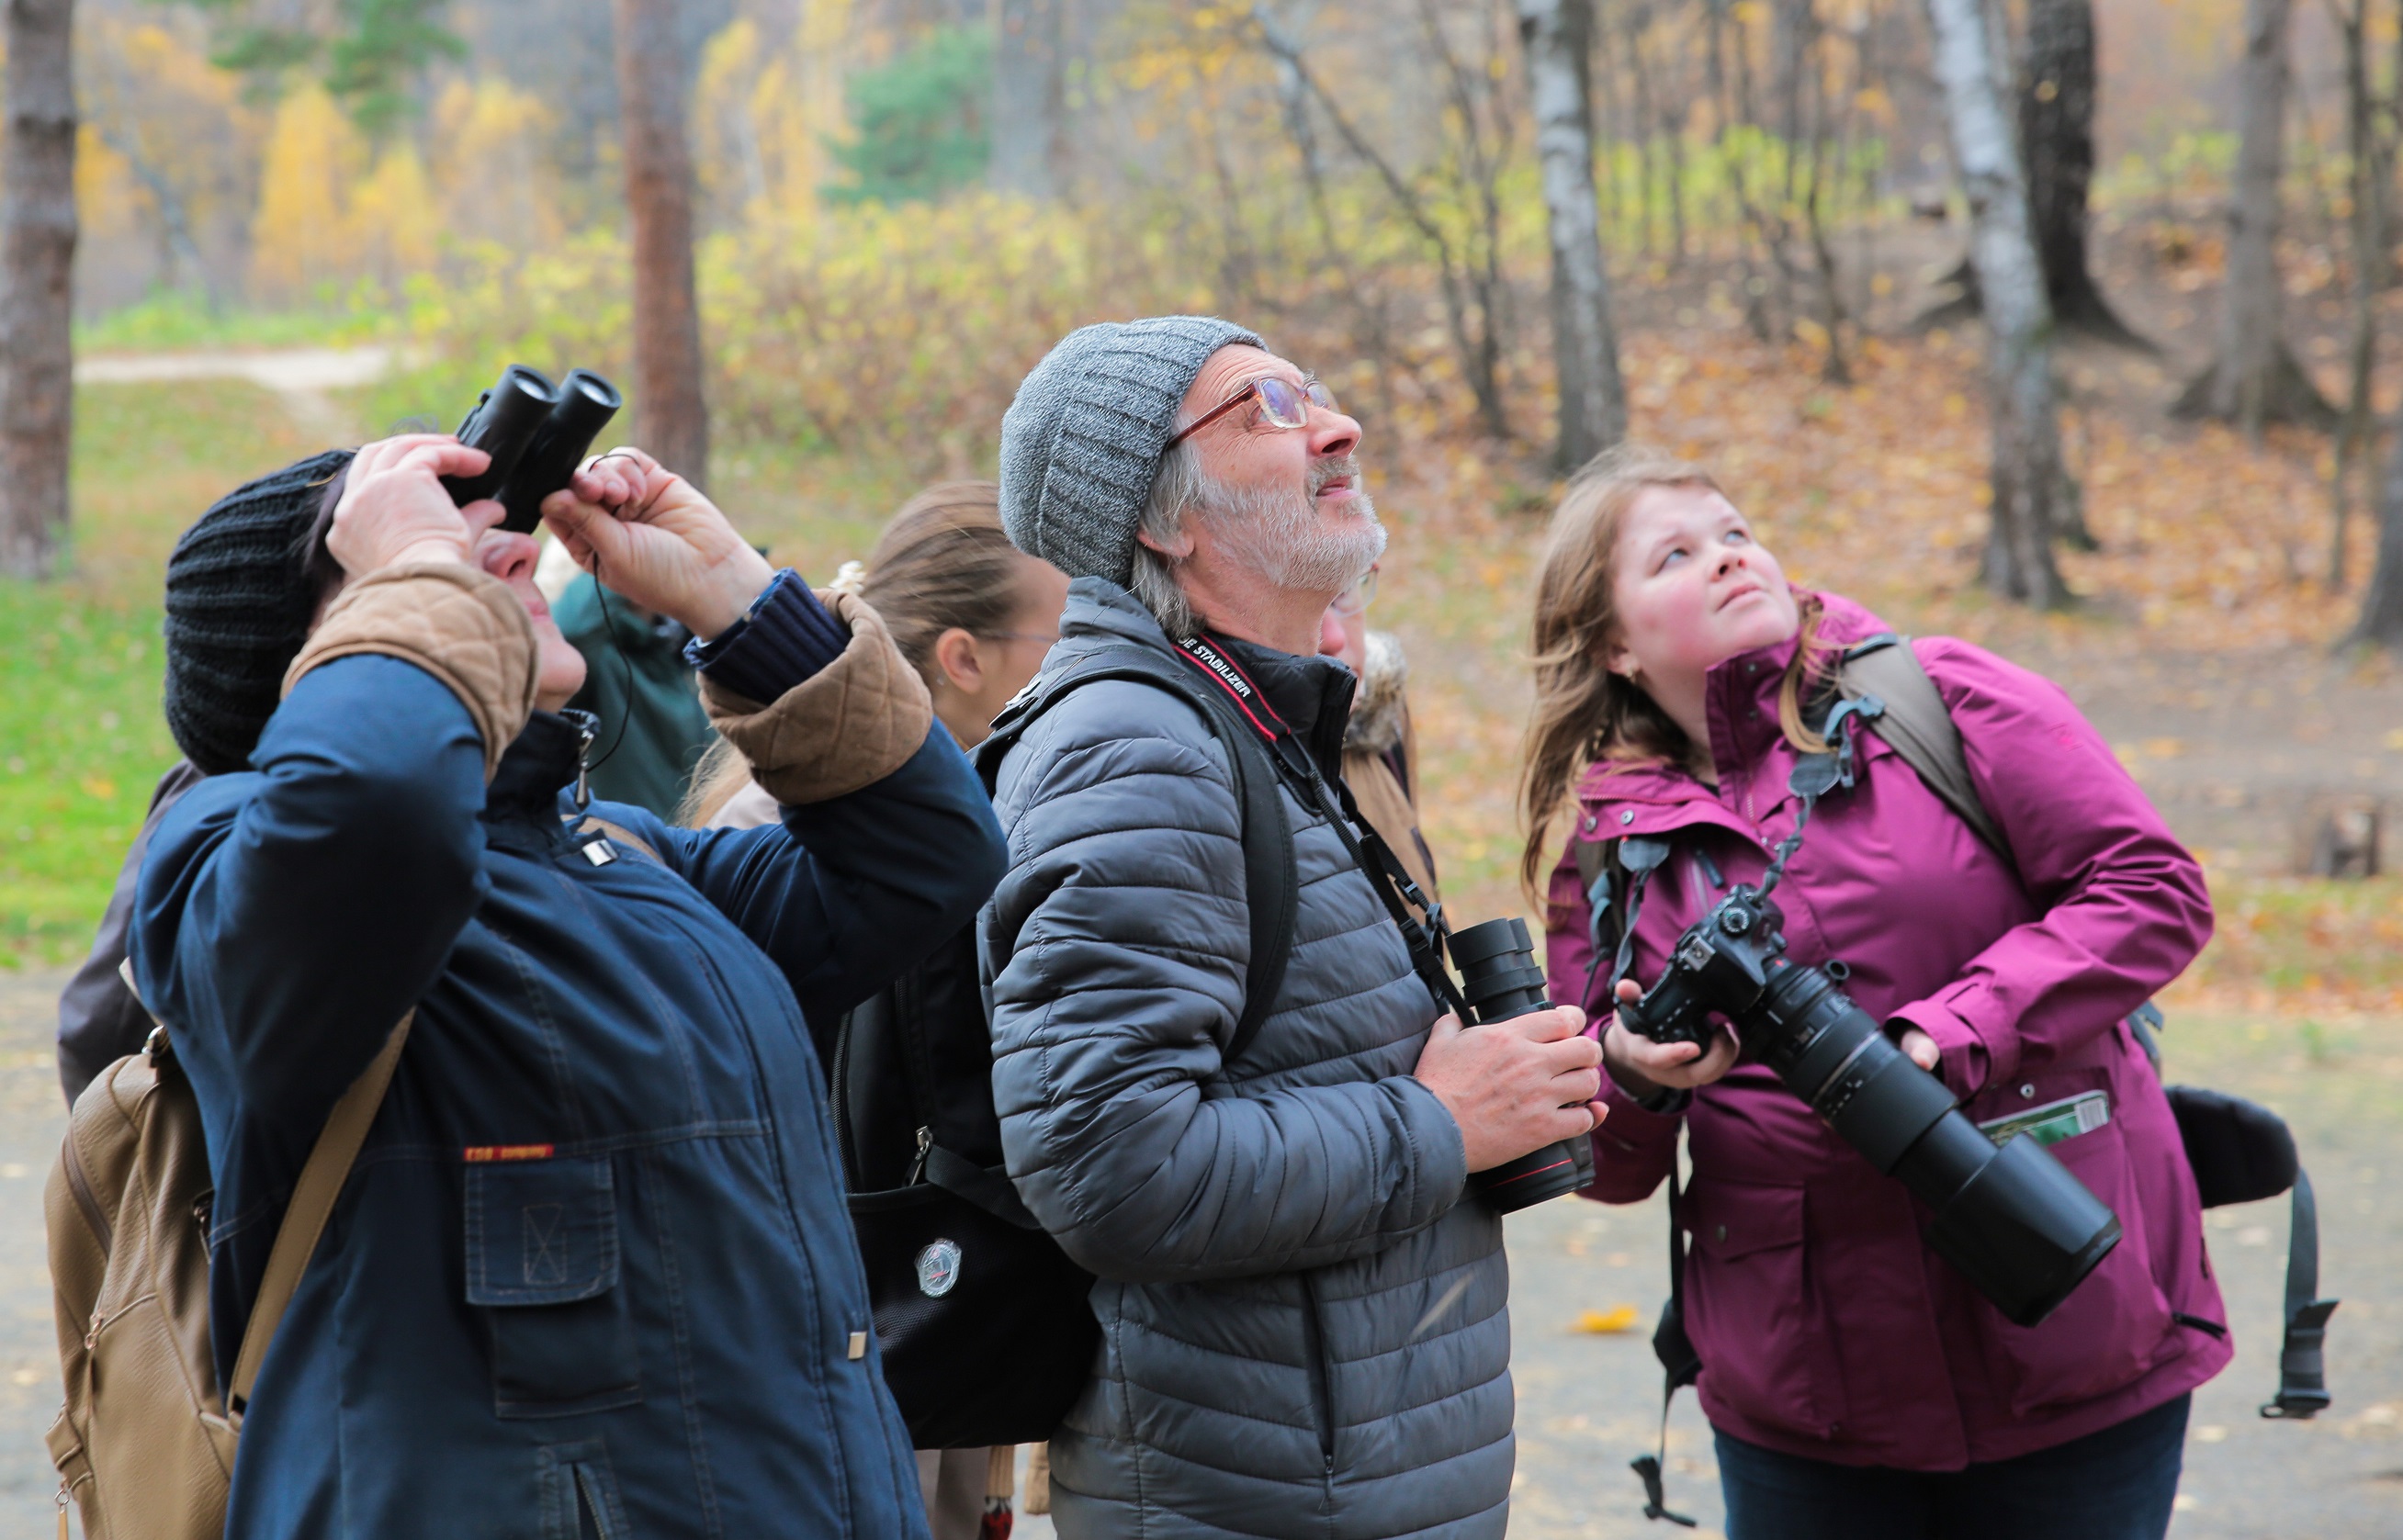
left=1524, top=446, right=2222, bottom=1540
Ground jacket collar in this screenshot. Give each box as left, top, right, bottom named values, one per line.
left=1205, top=632, right=1356, bottom=781
left=1049, top=577, right=1357, bottom=781
left=487, top=710, right=583, bottom=826
left=1576, top=589, right=1894, bottom=820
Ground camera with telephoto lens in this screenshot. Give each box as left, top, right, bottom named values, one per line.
left=441, top=365, right=625, bottom=534
left=1448, top=916, right=1597, bottom=1213
left=1619, top=884, right=2122, bottom=1327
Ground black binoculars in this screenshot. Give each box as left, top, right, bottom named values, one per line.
left=1450, top=916, right=1597, bottom=1213
left=441, top=365, right=624, bottom=534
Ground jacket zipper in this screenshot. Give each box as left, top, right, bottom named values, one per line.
left=829, top=1010, right=860, bottom=1188
left=1299, top=1272, right=1336, bottom=1471
left=60, top=1140, right=112, bottom=1256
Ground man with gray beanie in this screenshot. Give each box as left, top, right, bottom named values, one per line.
left=981, top=317, right=1606, bottom=1538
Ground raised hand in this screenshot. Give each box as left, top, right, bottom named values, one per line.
left=538, top=447, right=776, bottom=640
left=326, top=435, right=503, bottom=578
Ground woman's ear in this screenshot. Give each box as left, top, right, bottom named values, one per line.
left=932, top=626, right=985, bottom=693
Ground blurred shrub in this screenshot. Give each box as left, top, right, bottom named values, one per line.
left=400, top=194, right=1179, bottom=477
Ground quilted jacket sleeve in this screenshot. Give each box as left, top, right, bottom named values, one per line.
left=981, top=680, right=1468, bottom=1286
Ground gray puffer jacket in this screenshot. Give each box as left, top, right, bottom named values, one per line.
left=980, top=579, right=1513, bottom=1540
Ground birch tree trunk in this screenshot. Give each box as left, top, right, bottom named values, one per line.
left=1518, top=0, right=1627, bottom=467
left=2172, top=0, right=2332, bottom=436
left=614, top=0, right=709, bottom=490
left=0, top=0, right=75, bottom=579
left=992, top=0, right=1065, bottom=198
left=1924, top=0, right=2070, bottom=606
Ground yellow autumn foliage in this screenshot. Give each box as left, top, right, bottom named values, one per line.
left=429, top=77, right=560, bottom=253
left=250, top=85, right=367, bottom=298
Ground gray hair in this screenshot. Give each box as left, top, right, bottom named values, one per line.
left=1130, top=438, right=1204, bottom=641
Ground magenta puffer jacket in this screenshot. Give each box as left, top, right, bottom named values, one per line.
left=1544, top=590, right=2228, bottom=1470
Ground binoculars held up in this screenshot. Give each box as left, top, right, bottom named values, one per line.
left=442, top=365, right=625, bottom=534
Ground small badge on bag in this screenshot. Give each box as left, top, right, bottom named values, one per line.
left=916, top=1239, right=963, bottom=1298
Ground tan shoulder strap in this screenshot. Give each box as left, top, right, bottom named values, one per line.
left=227, top=1012, right=412, bottom=1411
left=1836, top=637, right=2012, bottom=862
left=576, top=815, right=661, bottom=864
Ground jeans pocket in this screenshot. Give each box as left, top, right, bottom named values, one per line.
left=1685, top=1178, right=1848, bottom=1440
left=466, top=1157, right=643, bottom=1418
left=1986, top=1119, right=2176, bottom=1414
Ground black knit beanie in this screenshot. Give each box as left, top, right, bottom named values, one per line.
left=163, top=448, right=356, bottom=775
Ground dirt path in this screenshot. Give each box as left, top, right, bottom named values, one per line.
left=74, top=345, right=398, bottom=446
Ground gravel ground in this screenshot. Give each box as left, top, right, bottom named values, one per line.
left=0, top=968, right=2394, bottom=1538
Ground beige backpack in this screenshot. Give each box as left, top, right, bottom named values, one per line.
left=44, top=964, right=408, bottom=1540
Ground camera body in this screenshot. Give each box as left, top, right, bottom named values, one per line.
left=1620, top=883, right=2123, bottom=1327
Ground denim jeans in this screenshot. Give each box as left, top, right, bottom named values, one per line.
left=1715, top=1392, right=2190, bottom=1540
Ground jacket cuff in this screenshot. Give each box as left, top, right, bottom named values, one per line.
left=1593, top=1074, right=1685, bottom=1157
left=284, top=561, right=537, bottom=781
left=1889, top=992, right=2003, bottom=1098
left=1395, top=1074, right=1471, bottom=1207
left=700, top=588, right=934, bottom=804
left=685, top=568, right=852, bottom=701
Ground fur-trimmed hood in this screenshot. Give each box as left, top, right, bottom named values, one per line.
left=1343, top=630, right=1410, bottom=756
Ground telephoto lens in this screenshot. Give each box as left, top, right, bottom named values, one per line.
left=442, top=365, right=558, bottom=506
left=1746, top=958, right=2122, bottom=1326
left=498, top=369, right=625, bottom=534
left=1450, top=916, right=1597, bottom=1213
left=1620, top=887, right=2123, bottom=1326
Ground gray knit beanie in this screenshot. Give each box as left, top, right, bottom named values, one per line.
left=998, top=315, right=1263, bottom=585
left=162, top=448, right=355, bottom=774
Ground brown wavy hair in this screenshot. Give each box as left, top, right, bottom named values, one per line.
left=682, top=480, right=1030, bottom=826
left=1516, top=444, right=1832, bottom=905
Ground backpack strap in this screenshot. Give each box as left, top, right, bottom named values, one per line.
left=226, top=1013, right=412, bottom=1415
left=2262, top=1169, right=2340, bottom=1419
left=1630, top=1152, right=1700, bottom=1527
left=1834, top=635, right=2011, bottom=862
left=980, top=646, right=1298, bottom=1068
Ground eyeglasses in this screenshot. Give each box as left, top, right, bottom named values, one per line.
left=1329, top=567, right=1379, bottom=618
left=1163, top=374, right=1340, bottom=451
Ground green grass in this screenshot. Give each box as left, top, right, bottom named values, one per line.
left=0, top=590, right=177, bottom=961
left=75, top=288, right=394, bottom=354
left=0, top=378, right=316, bottom=966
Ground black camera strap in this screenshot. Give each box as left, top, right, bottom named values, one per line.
left=1168, top=635, right=1470, bottom=1023
left=1271, top=725, right=1472, bottom=1023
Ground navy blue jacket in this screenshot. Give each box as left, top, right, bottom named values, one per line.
left=131, top=651, right=1003, bottom=1538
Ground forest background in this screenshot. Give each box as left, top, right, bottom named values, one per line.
left=0, top=1, right=2399, bottom=1534
left=6, top=0, right=2397, bottom=1019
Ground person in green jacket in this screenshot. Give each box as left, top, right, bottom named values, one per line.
left=553, top=570, right=718, bottom=815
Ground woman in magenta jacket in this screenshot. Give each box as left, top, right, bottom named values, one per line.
left=1526, top=446, right=2225, bottom=1540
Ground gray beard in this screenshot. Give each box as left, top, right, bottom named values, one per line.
left=1196, top=459, right=1387, bottom=594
